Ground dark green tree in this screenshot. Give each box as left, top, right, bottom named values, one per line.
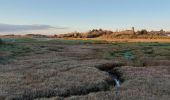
left=138, top=29, right=148, bottom=35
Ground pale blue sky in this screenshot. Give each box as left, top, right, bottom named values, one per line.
left=0, top=0, right=170, bottom=34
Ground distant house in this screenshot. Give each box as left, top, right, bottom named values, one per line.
left=163, top=32, right=170, bottom=37
left=150, top=30, right=165, bottom=35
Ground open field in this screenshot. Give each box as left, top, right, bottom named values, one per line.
left=0, top=38, right=170, bottom=100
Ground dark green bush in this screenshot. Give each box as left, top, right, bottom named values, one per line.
left=137, top=29, right=148, bottom=35
left=0, top=39, right=2, bottom=44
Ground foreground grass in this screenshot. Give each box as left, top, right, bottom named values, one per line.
left=0, top=38, right=170, bottom=100
left=0, top=42, right=32, bottom=64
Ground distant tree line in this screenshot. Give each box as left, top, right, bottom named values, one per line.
left=54, top=28, right=170, bottom=39
left=85, top=29, right=113, bottom=38
left=55, top=29, right=113, bottom=38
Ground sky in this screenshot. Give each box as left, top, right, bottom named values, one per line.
left=0, top=0, right=170, bottom=34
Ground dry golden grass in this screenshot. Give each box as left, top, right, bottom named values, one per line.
left=63, top=37, right=170, bottom=43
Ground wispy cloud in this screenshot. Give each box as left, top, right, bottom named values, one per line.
left=0, top=23, right=67, bottom=32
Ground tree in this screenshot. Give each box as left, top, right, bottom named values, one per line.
left=138, top=29, right=148, bottom=35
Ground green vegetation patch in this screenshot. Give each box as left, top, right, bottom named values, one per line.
left=107, top=42, right=170, bottom=66
left=0, top=43, right=32, bottom=64
left=14, top=38, right=37, bottom=43
left=148, top=43, right=170, bottom=47
left=47, top=39, right=108, bottom=44
left=142, top=47, right=154, bottom=54
left=110, top=50, right=134, bottom=60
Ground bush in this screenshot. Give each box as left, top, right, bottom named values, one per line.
left=137, top=29, right=148, bottom=35
left=85, top=29, right=112, bottom=38
left=0, top=39, right=3, bottom=44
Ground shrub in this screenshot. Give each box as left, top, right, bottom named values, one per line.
left=85, top=29, right=112, bottom=38
left=0, top=39, right=2, bottom=44
left=137, top=29, right=148, bottom=35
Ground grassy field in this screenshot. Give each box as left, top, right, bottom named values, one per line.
left=0, top=38, right=170, bottom=100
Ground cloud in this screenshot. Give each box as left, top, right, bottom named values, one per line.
left=0, top=23, right=67, bottom=32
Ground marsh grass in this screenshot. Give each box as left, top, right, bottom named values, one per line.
left=0, top=42, right=33, bottom=64
left=105, top=42, right=170, bottom=66
left=0, top=38, right=170, bottom=100
left=110, top=50, right=134, bottom=60
left=46, top=39, right=108, bottom=44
